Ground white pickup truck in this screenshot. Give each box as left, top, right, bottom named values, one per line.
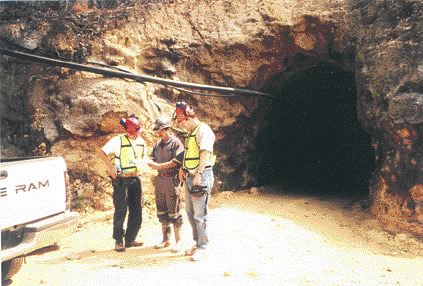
left=1, top=156, right=79, bottom=281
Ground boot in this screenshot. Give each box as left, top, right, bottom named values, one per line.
left=115, top=241, right=126, bottom=252
left=171, top=222, right=183, bottom=253
left=154, top=222, right=171, bottom=249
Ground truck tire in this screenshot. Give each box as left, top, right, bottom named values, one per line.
left=1, top=257, right=24, bottom=281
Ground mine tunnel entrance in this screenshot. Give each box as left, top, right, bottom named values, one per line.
left=253, top=63, right=375, bottom=198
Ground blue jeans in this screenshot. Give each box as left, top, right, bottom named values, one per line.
left=185, top=168, right=214, bottom=249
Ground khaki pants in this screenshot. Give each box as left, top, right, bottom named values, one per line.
left=154, top=176, right=182, bottom=224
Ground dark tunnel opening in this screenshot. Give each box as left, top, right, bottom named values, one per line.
left=253, top=63, right=375, bottom=198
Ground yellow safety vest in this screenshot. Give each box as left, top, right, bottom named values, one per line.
left=183, top=124, right=202, bottom=170
left=118, top=134, right=145, bottom=173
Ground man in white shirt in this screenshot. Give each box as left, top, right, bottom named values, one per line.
left=99, top=114, right=146, bottom=252
left=174, top=102, right=215, bottom=261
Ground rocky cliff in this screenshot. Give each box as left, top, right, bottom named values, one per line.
left=0, top=0, right=421, bottom=235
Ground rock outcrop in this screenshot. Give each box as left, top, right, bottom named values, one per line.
left=352, top=0, right=423, bottom=233
left=0, top=0, right=421, bottom=235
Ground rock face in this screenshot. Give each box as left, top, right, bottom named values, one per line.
left=352, top=0, right=423, bottom=233
left=0, top=0, right=422, bottom=235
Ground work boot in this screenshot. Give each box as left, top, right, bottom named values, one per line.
left=184, top=245, right=197, bottom=256
left=191, top=248, right=207, bottom=262
left=125, top=240, right=144, bottom=248
left=115, top=241, right=126, bottom=252
left=171, top=222, right=183, bottom=253
left=154, top=222, right=171, bottom=249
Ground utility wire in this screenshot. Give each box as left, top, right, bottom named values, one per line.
left=0, top=48, right=275, bottom=100
left=86, top=60, right=136, bottom=74
left=86, top=60, right=245, bottom=98
left=170, top=86, right=242, bottom=98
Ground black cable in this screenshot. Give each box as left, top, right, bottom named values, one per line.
left=0, top=47, right=275, bottom=100
left=85, top=60, right=135, bottom=74
left=84, top=63, right=245, bottom=98
left=84, top=62, right=239, bottom=97
left=171, top=86, right=243, bottom=98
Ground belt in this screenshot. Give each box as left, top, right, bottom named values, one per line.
left=185, top=165, right=213, bottom=176
left=158, top=172, right=176, bottom=177
left=183, top=165, right=212, bottom=172
left=117, top=171, right=138, bottom=178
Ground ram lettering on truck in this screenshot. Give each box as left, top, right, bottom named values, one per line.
left=1, top=179, right=49, bottom=197
left=1, top=156, right=79, bottom=282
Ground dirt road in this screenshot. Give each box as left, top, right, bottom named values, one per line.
left=6, top=186, right=423, bottom=286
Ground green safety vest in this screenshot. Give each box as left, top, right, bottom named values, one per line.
left=182, top=124, right=202, bottom=170
left=117, top=134, right=145, bottom=173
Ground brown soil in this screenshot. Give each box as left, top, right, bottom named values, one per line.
left=6, top=185, right=423, bottom=286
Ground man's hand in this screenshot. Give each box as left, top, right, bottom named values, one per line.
left=178, top=168, right=186, bottom=183
left=108, top=166, right=117, bottom=179
left=98, top=149, right=117, bottom=179
left=148, top=161, right=160, bottom=170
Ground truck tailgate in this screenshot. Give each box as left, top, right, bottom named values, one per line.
left=0, top=157, right=68, bottom=229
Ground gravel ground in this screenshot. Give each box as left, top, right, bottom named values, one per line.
left=6, top=185, right=423, bottom=286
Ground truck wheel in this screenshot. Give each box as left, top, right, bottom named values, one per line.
left=1, top=257, right=24, bottom=281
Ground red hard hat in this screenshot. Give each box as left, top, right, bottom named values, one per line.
left=125, top=117, right=141, bottom=135
left=174, top=101, right=195, bottom=123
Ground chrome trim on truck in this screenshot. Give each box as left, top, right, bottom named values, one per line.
left=1, top=211, right=79, bottom=262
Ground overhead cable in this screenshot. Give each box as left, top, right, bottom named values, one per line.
left=0, top=48, right=275, bottom=100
